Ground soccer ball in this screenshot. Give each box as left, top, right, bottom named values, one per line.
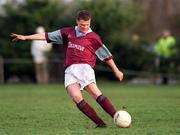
left=113, top=110, right=132, bottom=128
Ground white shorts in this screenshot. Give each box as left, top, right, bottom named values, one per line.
left=64, top=64, right=96, bottom=90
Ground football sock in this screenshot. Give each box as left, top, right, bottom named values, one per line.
left=77, top=99, right=106, bottom=125
left=96, top=95, right=116, bottom=118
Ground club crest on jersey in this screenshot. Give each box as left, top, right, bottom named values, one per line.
left=68, top=34, right=71, bottom=38
left=68, top=41, right=85, bottom=51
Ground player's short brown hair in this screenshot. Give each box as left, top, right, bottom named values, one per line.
left=76, top=10, right=91, bottom=21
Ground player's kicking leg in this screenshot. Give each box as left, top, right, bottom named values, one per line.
left=66, top=83, right=106, bottom=127
left=85, top=83, right=117, bottom=118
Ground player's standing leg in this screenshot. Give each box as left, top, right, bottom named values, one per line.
left=66, top=83, right=106, bottom=127
left=85, top=83, right=116, bottom=118
left=35, top=63, right=42, bottom=84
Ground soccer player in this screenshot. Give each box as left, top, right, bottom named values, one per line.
left=11, top=10, right=123, bottom=128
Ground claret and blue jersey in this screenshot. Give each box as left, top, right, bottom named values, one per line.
left=45, top=26, right=112, bottom=68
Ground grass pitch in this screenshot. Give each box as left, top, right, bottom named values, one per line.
left=0, top=82, right=180, bottom=135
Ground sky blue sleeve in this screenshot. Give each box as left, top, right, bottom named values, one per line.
left=47, top=30, right=63, bottom=44
left=95, top=45, right=113, bottom=61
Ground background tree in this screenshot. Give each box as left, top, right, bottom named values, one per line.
left=0, top=0, right=69, bottom=81
left=0, top=0, right=157, bottom=82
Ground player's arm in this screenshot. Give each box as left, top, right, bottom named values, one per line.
left=95, top=44, right=123, bottom=81
left=11, top=33, right=46, bottom=41
left=105, top=59, right=123, bottom=81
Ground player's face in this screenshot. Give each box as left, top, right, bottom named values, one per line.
left=76, top=19, right=91, bottom=33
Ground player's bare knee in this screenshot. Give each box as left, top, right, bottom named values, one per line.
left=72, top=95, right=83, bottom=104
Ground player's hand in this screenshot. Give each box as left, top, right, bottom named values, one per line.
left=10, top=33, right=26, bottom=41
left=114, top=70, right=123, bottom=81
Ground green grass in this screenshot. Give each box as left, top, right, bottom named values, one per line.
left=0, top=82, right=180, bottom=135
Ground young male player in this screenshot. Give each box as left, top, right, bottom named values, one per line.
left=11, top=10, right=123, bottom=128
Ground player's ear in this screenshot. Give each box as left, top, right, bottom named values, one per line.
left=76, top=19, right=79, bottom=25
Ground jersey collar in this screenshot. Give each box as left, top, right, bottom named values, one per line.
left=75, top=26, right=92, bottom=37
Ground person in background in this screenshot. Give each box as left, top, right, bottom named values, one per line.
left=155, top=29, right=177, bottom=85
left=31, top=26, right=52, bottom=84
